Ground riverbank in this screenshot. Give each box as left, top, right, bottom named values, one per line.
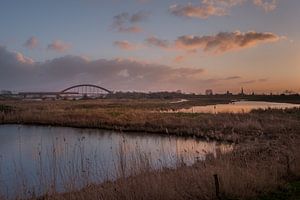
left=33, top=134, right=300, bottom=200
left=1, top=99, right=300, bottom=143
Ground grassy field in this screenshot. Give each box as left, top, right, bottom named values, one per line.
left=0, top=99, right=300, bottom=199
left=1, top=99, right=300, bottom=143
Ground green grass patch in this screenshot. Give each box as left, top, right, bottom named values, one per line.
left=0, top=104, right=14, bottom=113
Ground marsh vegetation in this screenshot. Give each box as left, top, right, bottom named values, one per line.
left=0, top=99, right=299, bottom=199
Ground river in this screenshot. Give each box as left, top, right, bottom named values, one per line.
left=0, top=125, right=232, bottom=199
left=174, top=100, right=300, bottom=113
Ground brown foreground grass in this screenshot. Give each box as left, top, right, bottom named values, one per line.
left=33, top=135, right=300, bottom=200
left=1, top=99, right=300, bottom=200
left=1, top=99, right=300, bottom=143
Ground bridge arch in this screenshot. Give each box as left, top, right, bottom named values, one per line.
left=60, top=84, right=112, bottom=95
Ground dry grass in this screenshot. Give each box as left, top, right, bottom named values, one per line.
left=30, top=135, right=300, bottom=200
left=1, top=135, right=298, bottom=200
left=1, top=99, right=300, bottom=143
left=1, top=99, right=300, bottom=199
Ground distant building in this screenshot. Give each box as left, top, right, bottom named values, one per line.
left=226, top=91, right=232, bottom=95
left=239, top=87, right=245, bottom=95
left=0, top=90, right=12, bottom=95
left=205, top=89, right=213, bottom=95
left=282, top=90, right=296, bottom=95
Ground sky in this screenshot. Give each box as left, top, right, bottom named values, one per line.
left=0, top=0, right=299, bottom=94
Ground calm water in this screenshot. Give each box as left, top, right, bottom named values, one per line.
left=175, top=101, right=300, bottom=113
left=0, top=125, right=232, bottom=199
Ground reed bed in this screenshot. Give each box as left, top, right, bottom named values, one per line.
left=22, top=135, right=300, bottom=200
left=1, top=100, right=300, bottom=143
left=0, top=130, right=215, bottom=200
left=0, top=133, right=298, bottom=200
left=0, top=99, right=300, bottom=199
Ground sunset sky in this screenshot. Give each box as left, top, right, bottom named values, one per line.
left=0, top=0, right=299, bottom=93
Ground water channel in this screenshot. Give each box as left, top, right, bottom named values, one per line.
left=0, top=125, right=232, bottom=199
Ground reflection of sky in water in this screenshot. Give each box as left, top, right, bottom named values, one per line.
left=0, top=125, right=232, bottom=199
left=176, top=101, right=300, bottom=113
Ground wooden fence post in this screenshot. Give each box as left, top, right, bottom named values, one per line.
left=214, top=174, right=221, bottom=200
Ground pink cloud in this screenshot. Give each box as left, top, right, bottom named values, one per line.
left=114, top=40, right=139, bottom=50
left=175, top=31, right=280, bottom=53
left=47, top=40, right=71, bottom=52
left=118, top=26, right=143, bottom=33
left=24, top=36, right=38, bottom=49
left=169, top=3, right=226, bottom=19
left=112, top=11, right=149, bottom=33
left=173, top=55, right=186, bottom=63
left=146, top=36, right=170, bottom=49
left=253, top=0, right=277, bottom=12
left=169, top=0, right=276, bottom=20
left=144, top=31, right=280, bottom=54
left=14, top=52, right=34, bottom=64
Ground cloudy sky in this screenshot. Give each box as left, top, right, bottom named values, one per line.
left=0, top=0, right=299, bottom=93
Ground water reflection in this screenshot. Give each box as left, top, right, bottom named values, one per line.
left=174, top=101, right=300, bottom=113
left=0, top=125, right=232, bottom=199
